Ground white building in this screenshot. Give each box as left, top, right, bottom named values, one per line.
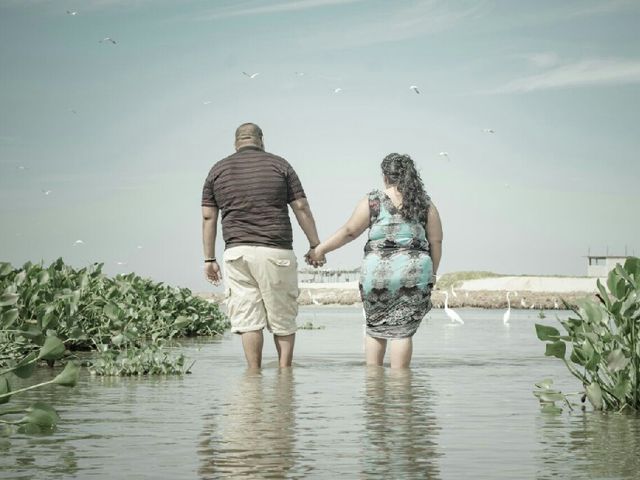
left=587, top=255, right=629, bottom=278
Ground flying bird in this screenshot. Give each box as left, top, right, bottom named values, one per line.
left=41, top=189, right=52, bottom=195
left=409, top=85, right=420, bottom=94
left=333, top=87, right=343, bottom=93
left=116, top=261, right=127, bottom=266
left=443, top=291, right=464, bottom=325
left=503, top=291, right=517, bottom=325
left=66, top=10, right=78, bottom=16
left=482, top=128, right=495, bottom=134
left=73, top=240, right=84, bottom=246
left=439, top=152, right=450, bottom=160
left=242, top=72, right=259, bottom=79
left=100, top=37, right=117, bottom=45
left=294, top=71, right=305, bottom=76
left=136, top=245, right=143, bottom=249
left=202, top=100, right=213, bottom=105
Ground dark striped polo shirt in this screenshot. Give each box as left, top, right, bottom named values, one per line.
left=201, top=146, right=306, bottom=250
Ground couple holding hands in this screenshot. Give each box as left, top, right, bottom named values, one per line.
left=202, top=123, right=443, bottom=369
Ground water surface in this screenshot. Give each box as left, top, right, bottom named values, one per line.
left=2, top=308, right=639, bottom=479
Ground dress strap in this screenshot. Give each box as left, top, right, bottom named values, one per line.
left=367, top=190, right=381, bottom=226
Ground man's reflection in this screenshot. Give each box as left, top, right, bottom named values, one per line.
left=362, top=367, right=441, bottom=479
left=198, top=368, right=296, bottom=479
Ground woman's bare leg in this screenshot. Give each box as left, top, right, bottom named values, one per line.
left=389, top=337, right=413, bottom=368
left=365, top=336, right=387, bottom=366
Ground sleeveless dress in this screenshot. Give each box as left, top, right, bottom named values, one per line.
left=359, top=190, right=434, bottom=339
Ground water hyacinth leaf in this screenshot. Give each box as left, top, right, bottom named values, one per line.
left=535, top=378, right=554, bottom=390
left=545, top=341, right=566, bottom=359
left=540, top=404, right=563, bottom=414
left=52, top=361, right=80, bottom=387
left=570, top=347, right=587, bottom=366
left=20, top=403, right=59, bottom=428
left=584, top=352, right=601, bottom=371
left=606, top=349, right=630, bottom=373
left=103, top=303, right=121, bottom=320
left=174, top=316, right=190, bottom=328
left=0, top=262, right=12, bottom=277
left=14, top=352, right=38, bottom=379
left=20, top=326, right=43, bottom=341
left=37, top=270, right=50, bottom=284
left=111, top=334, right=124, bottom=346
left=596, top=279, right=610, bottom=307
left=0, top=293, right=19, bottom=307
left=535, top=324, right=561, bottom=341
left=37, top=336, right=65, bottom=361
left=1, top=309, right=19, bottom=328
left=613, top=378, right=630, bottom=400
left=586, top=382, right=603, bottom=410
left=0, top=376, right=11, bottom=404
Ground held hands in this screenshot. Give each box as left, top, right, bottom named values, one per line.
left=305, top=247, right=326, bottom=268
left=204, top=261, right=221, bottom=286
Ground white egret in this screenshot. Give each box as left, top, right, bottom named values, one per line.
left=409, top=85, right=420, bottom=94
left=553, top=298, right=560, bottom=309
left=520, top=298, right=527, bottom=308
left=503, top=291, right=517, bottom=325
left=443, top=291, right=464, bottom=325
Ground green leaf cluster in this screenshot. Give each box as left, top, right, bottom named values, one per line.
left=0, top=258, right=229, bottom=377
left=534, top=257, right=640, bottom=411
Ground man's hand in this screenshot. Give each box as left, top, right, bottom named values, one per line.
left=204, top=261, right=222, bottom=285
left=305, top=248, right=326, bottom=268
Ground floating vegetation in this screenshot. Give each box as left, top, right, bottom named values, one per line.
left=535, top=257, right=640, bottom=412
left=0, top=258, right=229, bottom=376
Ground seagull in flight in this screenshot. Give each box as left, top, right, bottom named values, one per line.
left=41, top=189, right=52, bottom=195
left=99, top=37, right=117, bottom=45
left=242, top=72, right=259, bottom=79
left=409, top=85, right=420, bottom=94
left=116, top=261, right=127, bottom=266
left=202, top=100, right=213, bottom=105
left=439, top=152, right=450, bottom=160
left=66, top=10, right=78, bottom=16
left=294, top=71, right=305, bottom=76
left=333, top=87, right=343, bottom=93
left=482, top=128, right=495, bottom=134
left=73, top=240, right=84, bottom=246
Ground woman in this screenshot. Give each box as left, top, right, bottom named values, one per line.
left=308, top=153, right=443, bottom=368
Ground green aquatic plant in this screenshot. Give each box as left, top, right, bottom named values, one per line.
left=0, top=333, right=80, bottom=436
left=535, top=257, right=640, bottom=411
left=0, top=258, right=229, bottom=376
left=298, top=321, right=325, bottom=330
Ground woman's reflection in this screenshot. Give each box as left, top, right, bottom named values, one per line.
left=198, top=368, right=296, bottom=479
left=362, top=367, right=442, bottom=479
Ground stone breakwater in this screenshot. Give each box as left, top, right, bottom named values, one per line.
left=298, top=288, right=595, bottom=309
left=199, top=289, right=597, bottom=309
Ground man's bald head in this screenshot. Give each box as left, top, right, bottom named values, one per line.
left=235, top=123, right=264, bottom=151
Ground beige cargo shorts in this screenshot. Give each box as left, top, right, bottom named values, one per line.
left=223, top=246, right=299, bottom=336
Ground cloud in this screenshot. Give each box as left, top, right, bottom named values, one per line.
left=525, top=52, right=561, bottom=69
left=198, top=0, right=364, bottom=20
left=490, top=58, right=640, bottom=94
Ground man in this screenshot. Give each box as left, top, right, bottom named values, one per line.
left=201, top=123, right=324, bottom=369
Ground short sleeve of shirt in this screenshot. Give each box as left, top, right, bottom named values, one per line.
left=201, top=173, right=217, bottom=208
left=285, top=164, right=306, bottom=203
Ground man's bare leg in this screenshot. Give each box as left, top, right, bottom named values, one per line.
left=389, top=337, right=412, bottom=369
left=274, top=334, right=295, bottom=367
left=365, top=336, right=387, bottom=366
left=241, top=330, right=264, bottom=369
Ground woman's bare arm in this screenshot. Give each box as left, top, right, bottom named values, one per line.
left=314, top=197, right=370, bottom=257
left=426, top=202, right=443, bottom=277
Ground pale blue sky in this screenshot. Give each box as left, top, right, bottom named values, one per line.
left=1, top=0, right=639, bottom=290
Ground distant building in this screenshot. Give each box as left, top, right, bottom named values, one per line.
left=586, top=255, right=630, bottom=277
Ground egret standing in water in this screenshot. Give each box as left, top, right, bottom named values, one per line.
left=503, top=291, right=517, bottom=325
left=443, top=291, right=464, bottom=325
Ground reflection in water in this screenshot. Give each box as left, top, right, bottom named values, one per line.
left=362, top=368, right=442, bottom=479
left=198, top=369, right=296, bottom=479
left=536, top=410, right=640, bottom=479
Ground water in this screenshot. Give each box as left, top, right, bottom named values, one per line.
left=2, top=307, right=639, bottom=479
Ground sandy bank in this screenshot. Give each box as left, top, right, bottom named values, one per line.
left=459, top=276, right=603, bottom=293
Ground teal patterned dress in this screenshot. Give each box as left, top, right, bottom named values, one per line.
left=359, top=190, right=434, bottom=339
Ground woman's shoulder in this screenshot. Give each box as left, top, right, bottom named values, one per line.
left=367, top=189, right=383, bottom=199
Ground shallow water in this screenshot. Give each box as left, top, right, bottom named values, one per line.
left=2, top=307, right=639, bottom=479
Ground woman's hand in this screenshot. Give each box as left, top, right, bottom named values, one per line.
left=305, top=247, right=326, bottom=268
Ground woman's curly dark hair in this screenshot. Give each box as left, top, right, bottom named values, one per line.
left=381, top=153, right=430, bottom=224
